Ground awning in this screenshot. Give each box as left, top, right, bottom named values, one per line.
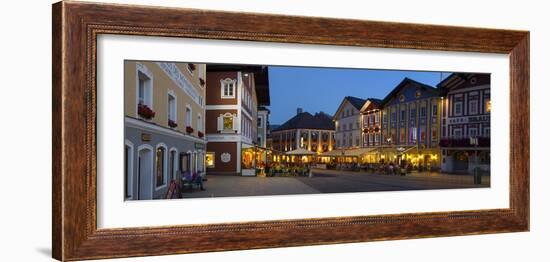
left=285, top=148, right=316, bottom=155
left=320, top=149, right=345, bottom=157
left=350, top=147, right=377, bottom=155
left=394, top=146, right=417, bottom=153
left=320, top=147, right=377, bottom=157
left=376, top=146, right=416, bottom=154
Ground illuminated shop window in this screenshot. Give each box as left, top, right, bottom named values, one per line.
left=205, top=152, right=215, bottom=168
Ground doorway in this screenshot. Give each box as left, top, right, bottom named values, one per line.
left=180, top=152, right=191, bottom=174
left=452, top=151, right=469, bottom=172
left=138, top=147, right=153, bottom=200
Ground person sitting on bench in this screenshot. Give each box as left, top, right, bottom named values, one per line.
left=182, top=171, right=205, bottom=191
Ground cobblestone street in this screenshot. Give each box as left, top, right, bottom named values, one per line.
left=182, top=169, right=489, bottom=198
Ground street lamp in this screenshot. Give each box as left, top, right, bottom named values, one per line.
left=386, top=137, right=392, bottom=148
left=385, top=137, right=392, bottom=162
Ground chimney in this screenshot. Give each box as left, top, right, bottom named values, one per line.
left=297, top=108, right=303, bottom=115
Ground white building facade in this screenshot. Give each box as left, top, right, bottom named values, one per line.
left=333, top=96, right=366, bottom=149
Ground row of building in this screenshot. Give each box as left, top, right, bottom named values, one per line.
left=123, top=60, right=490, bottom=200
left=269, top=73, right=491, bottom=175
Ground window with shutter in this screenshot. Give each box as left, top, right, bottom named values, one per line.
left=223, top=115, right=233, bottom=131
left=217, top=115, right=223, bottom=131
left=232, top=115, right=238, bottom=131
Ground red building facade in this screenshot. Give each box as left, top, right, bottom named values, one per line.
left=204, top=65, right=270, bottom=176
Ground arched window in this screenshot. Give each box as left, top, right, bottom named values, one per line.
left=179, top=152, right=190, bottom=174
left=196, top=151, right=204, bottom=173
left=217, top=113, right=237, bottom=132
left=169, top=148, right=178, bottom=180
left=124, top=140, right=134, bottom=200
left=137, top=144, right=154, bottom=200
left=155, top=145, right=167, bottom=188
left=193, top=151, right=198, bottom=173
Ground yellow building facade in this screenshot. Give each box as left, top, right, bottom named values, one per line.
left=379, top=78, right=442, bottom=169
left=124, top=61, right=207, bottom=200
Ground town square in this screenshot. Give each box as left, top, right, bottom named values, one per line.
left=124, top=61, right=490, bottom=200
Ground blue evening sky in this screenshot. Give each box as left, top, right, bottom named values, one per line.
left=268, top=66, right=451, bottom=125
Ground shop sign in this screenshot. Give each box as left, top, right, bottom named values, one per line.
left=221, top=152, right=231, bottom=163
left=141, top=133, right=152, bottom=142
left=450, top=115, right=490, bottom=124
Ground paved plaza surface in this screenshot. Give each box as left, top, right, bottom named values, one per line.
left=183, top=169, right=490, bottom=198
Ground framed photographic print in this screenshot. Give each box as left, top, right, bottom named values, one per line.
left=52, top=1, right=529, bottom=261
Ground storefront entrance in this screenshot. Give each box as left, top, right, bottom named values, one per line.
left=179, top=152, right=190, bottom=174
left=453, top=151, right=469, bottom=171
left=241, top=144, right=255, bottom=176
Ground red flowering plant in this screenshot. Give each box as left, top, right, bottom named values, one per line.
left=186, top=126, right=194, bottom=134
left=199, top=78, right=206, bottom=86
left=188, top=63, right=196, bottom=71
left=198, top=131, right=204, bottom=138
left=168, top=119, right=178, bottom=128
left=137, top=103, right=155, bottom=119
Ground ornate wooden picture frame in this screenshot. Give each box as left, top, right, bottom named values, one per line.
left=52, top=1, right=529, bottom=261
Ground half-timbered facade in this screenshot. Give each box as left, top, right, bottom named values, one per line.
left=438, top=73, right=491, bottom=173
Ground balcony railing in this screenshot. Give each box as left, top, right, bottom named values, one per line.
left=439, top=136, right=490, bottom=147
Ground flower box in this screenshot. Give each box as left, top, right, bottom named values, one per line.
left=137, top=103, right=155, bottom=119
left=168, top=119, right=178, bottom=128
left=186, top=126, right=194, bottom=134
left=198, top=131, right=204, bottom=138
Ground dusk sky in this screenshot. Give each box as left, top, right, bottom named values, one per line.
left=268, top=66, right=451, bottom=125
